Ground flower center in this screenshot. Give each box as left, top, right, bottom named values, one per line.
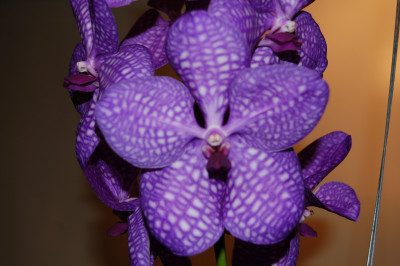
left=299, top=208, right=313, bottom=223
left=76, top=58, right=97, bottom=77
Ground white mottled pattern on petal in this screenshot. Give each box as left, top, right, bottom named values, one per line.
left=127, top=209, right=151, bottom=266
left=70, top=0, right=94, bottom=55
left=224, top=136, right=304, bottom=244
left=96, top=76, right=204, bottom=169
left=225, top=64, right=329, bottom=152
left=140, top=140, right=225, bottom=256
left=251, top=46, right=280, bottom=68
left=97, top=44, right=154, bottom=91
left=166, top=10, right=250, bottom=126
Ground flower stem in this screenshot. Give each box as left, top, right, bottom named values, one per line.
left=214, top=234, right=228, bottom=266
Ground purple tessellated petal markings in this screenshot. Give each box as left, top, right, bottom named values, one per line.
left=127, top=208, right=151, bottom=266
left=70, top=0, right=94, bottom=55
left=224, top=136, right=304, bottom=245
left=140, top=140, right=225, bottom=256
left=84, top=140, right=140, bottom=211
left=95, top=76, right=204, bottom=169
left=250, top=46, right=280, bottom=68
left=295, top=12, right=328, bottom=74
left=314, top=181, right=360, bottom=221
left=106, top=0, right=137, bottom=8
left=97, top=44, right=154, bottom=92
left=166, top=10, right=251, bottom=126
left=225, top=64, right=329, bottom=152
left=298, top=131, right=352, bottom=191
left=122, top=10, right=170, bottom=69
left=208, top=0, right=272, bottom=49
left=275, top=0, right=314, bottom=18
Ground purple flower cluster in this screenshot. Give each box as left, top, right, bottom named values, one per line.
left=64, top=0, right=360, bottom=265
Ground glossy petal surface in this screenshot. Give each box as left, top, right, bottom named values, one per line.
left=122, top=10, right=170, bottom=69
left=140, top=140, right=225, bottom=256
left=208, top=0, right=271, bottom=48
left=226, top=64, right=329, bottom=152
left=295, top=12, right=327, bottom=74
left=97, top=44, right=154, bottom=91
left=298, top=131, right=352, bottom=190
left=166, top=10, right=250, bottom=126
left=84, top=140, right=140, bottom=211
left=314, top=181, right=360, bottom=221
left=224, top=136, right=304, bottom=244
left=251, top=46, right=280, bottom=68
left=127, top=209, right=151, bottom=266
left=96, top=76, right=203, bottom=168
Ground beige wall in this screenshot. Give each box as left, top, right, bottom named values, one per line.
left=1, top=0, right=399, bottom=265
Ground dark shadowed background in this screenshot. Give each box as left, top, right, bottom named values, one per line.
left=1, top=0, right=399, bottom=265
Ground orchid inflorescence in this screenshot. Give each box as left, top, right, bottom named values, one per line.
left=64, top=0, right=360, bottom=265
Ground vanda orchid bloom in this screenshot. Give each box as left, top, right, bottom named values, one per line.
left=95, top=10, right=329, bottom=256
left=232, top=131, right=360, bottom=265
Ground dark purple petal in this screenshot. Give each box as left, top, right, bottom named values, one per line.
left=89, top=0, right=119, bottom=56
left=251, top=46, right=280, bottom=68
left=96, top=76, right=204, bottom=169
left=84, top=139, right=141, bottom=211
left=122, top=10, right=170, bottom=69
left=225, top=64, right=329, bottom=152
left=232, top=231, right=300, bottom=266
left=299, top=223, right=317, bottom=237
left=140, top=140, right=225, bottom=256
left=298, top=131, right=352, bottom=190
left=208, top=0, right=272, bottom=48
left=106, top=0, right=137, bottom=8
left=64, top=73, right=98, bottom=92
left=69, top=42, right=86, bottom=76
left=107, top=222, right=128, bottom=236
left=224, top=136, right=304, bottom=244
left=97, top=44, right=154, bottom=91
left=76, top=89, right=101, bottom=167
left=295, top=12, right=327, bottom=74
left=127, top=209, right=151, bottom=266
left=148, top=0, right=184, bottom=21
left=314, top=181, right=360, bottom=221
left=70, top=0, right=94, bottom=55
left=166, top=11, right=251, bottom=126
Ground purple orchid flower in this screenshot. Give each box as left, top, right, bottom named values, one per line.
left=231, top=131, right=360, bottom=265
left=95, top=10, right=329, bottom=256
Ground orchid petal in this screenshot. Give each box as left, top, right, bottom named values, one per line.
left=76, top=89, right=100, bottom=167
left=249, top=0, right=273, bottom=12
left=166, top=10, right=251, bottom=126
left=69, top=42, right=86, bottom=76
left=106, top=0, right=137, bottom=8
left=278, top=0, right=314, bottom=18
left=97, top=44, right=154, bottom=91
left=122, top=10, right=170, bottom=69
left=224, top=136, right=304, bottom=244
left=90, top=0, right=119, bottom=56
left=295, top=12, right=328, bottom=74
left=70, top=0, right=94, bottom=55
left=298, top=131, right=352, bottom=190
left=226, top=64, right=329, bottom=152
left=232, top=231, right=300, bottom=266
left=96, top=76, right=203, bottom=169
left=140, top=140, right=225, bottom=256
left=314, top=181, right=360, bottom=221
left=127, top=209, right=151, bottom=266
left=84, top=140, right=140, bottom=211
left=251, top=46, right=280, bottom=68
left=208, top=0, right=272, bottom=48
left=299, top=223, right=317, bottom=237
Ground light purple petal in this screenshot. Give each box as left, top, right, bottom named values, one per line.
left=298, top=131, right=352, bottom=191
left=314, top=181, right=360, bottom=221
left=76, top=89, right=100, bottom=167
left=232, top=230, right=300, bottom=265
left=140, top=140, right=225, bottom=256
left=84, top=139, right=140, bottom=211
left=90, top=0, right=119, bottom=56
left=224, top=136, right=304, bottom=244
left=106, top=0, right=137, bottom=8
left=225, top=64, right=329, bottom=152
left=122, top=10, right=170, bottom=69
left=295, top=12, right=328, bottom=74
left=208, top=0, right=272, bottom=48
left=96, top=76, right=204, bottom=169
left=70, top=0, right=94, bottom=55
left=251, top=46, right=280, bottom=68
left=166, top=10, right=251, bottom=126
left=97, top=44, right=154, bottom=91
left=127, top=208, right=151, bottom=266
